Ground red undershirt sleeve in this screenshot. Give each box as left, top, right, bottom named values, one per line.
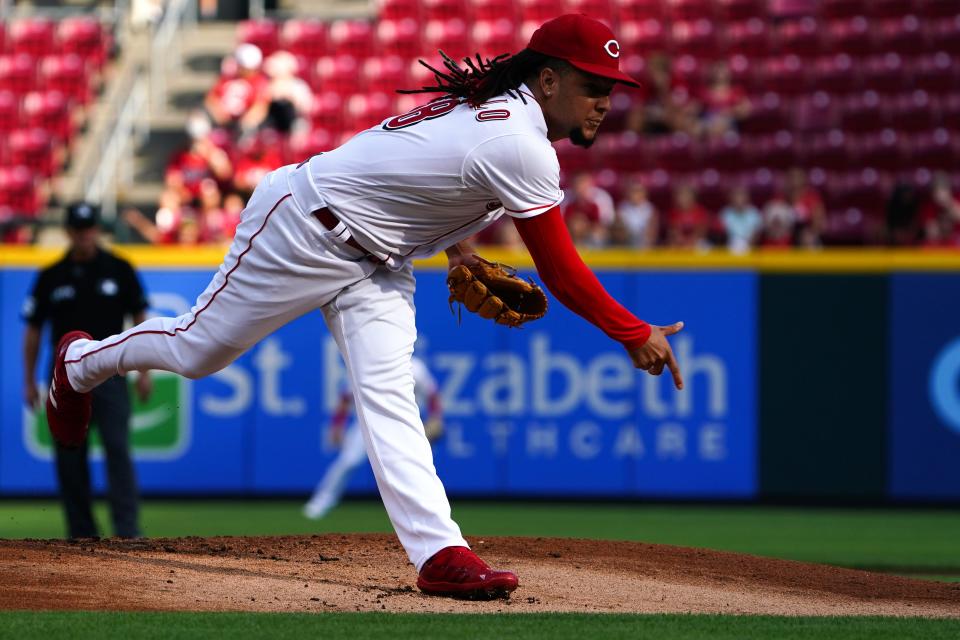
left=513, top=206, right=652, bottom=351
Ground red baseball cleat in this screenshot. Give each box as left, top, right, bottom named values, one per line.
left=46, top=330, right=93, bottom=448
left=417, top=546, right=519, bottom=600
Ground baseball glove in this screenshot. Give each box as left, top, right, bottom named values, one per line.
left=447, top=256, right=548, bottom=327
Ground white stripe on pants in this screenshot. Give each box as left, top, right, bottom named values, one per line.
left=64, top=163, right=467, bottom=570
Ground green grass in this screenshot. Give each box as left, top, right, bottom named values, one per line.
left=3, top=500, right=959, bottom=573
left=1, top=612, right=958, bottom=640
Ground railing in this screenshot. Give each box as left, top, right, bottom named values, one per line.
left=149, top=0, right=198, bottom=109
left=83, top=66, right=150, bottom=222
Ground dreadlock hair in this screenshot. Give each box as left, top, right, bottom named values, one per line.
left=398, top=49, right=573, bottom=107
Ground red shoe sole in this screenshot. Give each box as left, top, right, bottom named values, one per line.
left=417, top=573, right=519, bottom=600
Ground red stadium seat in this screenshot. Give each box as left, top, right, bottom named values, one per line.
left=289, top=128, right=335, bottom=161
left=926, top=16, right=960, bottom=54
left=868, top=0, right=920, bottom=17
left=932, top=91, right=960, bottom=128
left=424, top=18, right=472, bottom=59
left=862, top=53, right=908, bottom=93
left=0, top=165, right=40, bottom=215
left=726, top=19, right=772, bottom=57
left=567, top=0, right=614, bottom=24
left=746, top=167, right=778, bottom=206
left=777, top=17, right=824, bottom=57
left=57, top=17, right=108, bottom=68
left=9, top=18, right=55, bottom=58
left=718, top=0, right=765, bottom=20
left=672, top=54, right=702, bottom=88
left=810, top=53, right=862, bottom=94
left=40, top=54, right=91, bottom=104
left=825, top=169, right=888, bottom=216
left=617, top=0, right=667, bottom=22
left=282, top=19, right=329, bottom=59
left=884, top=90, right=938, bottom=131
left=237, top=20, right=281, bottom=57
left=653, top=132, right=698, bottom=171
left=671, top=19, right=722, bottom=58
left=521, top=0, right=566, bottom=23
left=0, top=54, right=38, bottom=95
left=694, top=168, right=728, bottom=211
left=314, top=55, right=360, bottom=94
left=474, top=0, right=518, bottom=22
left=620, top=19, right=669, bottom=55
left=361, top=55, right=410, bottom=93
left=702, top=132, right=745, bottom=169
left=913, top=51, right=957, bottom=91
left=667, top=0, right=716, bottom=21
left=910, top=128, right=954, bottom=169
left=9, top=128, right=57, bottom=177
left=800, top=129, right=856, bottom=170
left=746, top=130, right=800, bottom=169
left=376, top=18, right=423, bottom=58
left=761, top=55, right=809, bottom=95
left=377, top=0, right=421, bottom=21
left=0, top=90, right=19, bottom=133
left=820, top=0, right=867, bottom=19
left=472, top=19, right=519, bottom=57
left=876, top=15, right=927, bottom=56
left=727, top=54, right=762, bottom=94
left=840, top=90, right=885, bottom=131
left=22, top=90, right=73, bottom=142
left=740, top=92, right=789, bottom=133
left=601, top=132, right=653, bottom=172
left=824, top=16, right=874, bottom=55
left=853, top=128, right=911, bottom=170
left=423, top=0, right=471, bottom=22
left=917, top=0, right=960, bottom=18
left=344, top=92, right=394, bottom=130
left=407, top=54, right=446, bottom=89
left=328, top=20, right=376, bottom=59
left=793, top=91, right=838, bottom=132
left=308, top=90, right=346, bottom=131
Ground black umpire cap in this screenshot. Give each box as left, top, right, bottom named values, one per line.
left=65, top=202, right=100, bottom=229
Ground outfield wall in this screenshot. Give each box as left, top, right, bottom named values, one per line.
left=1, top=248, right=957, bottom=501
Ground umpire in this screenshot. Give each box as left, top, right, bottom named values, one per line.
left=21, top=203, right=152, bottom=539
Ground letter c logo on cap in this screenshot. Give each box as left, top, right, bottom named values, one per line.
left=604, top=39, right=620, bottom=58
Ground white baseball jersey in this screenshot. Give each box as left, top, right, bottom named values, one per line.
left=299, top=84, right=563, bottom=269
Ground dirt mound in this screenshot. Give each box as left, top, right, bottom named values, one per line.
left=2, top=534, right=958, bottom=616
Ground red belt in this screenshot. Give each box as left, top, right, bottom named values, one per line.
left=312, top=207, right=375, bottom=258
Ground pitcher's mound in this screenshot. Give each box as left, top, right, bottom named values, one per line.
left=2, top=534, right=958, bottom=616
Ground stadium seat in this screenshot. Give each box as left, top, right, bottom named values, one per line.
left=40, top=54, right=91, bottom=105
left=237, top=20, right=281, bottom=57
left=57, top=17, right=108, bottom=69
left=702, top=132, right=744, bottom=170
left=377, top=0, right=421, bottom=21
left=820, top=0, right=867, bottom=19
left=725, top=19, right=772, bottom=57
left=308, top=90, right=346, bottom=131
left=751, top=130, right=800, bottom=170
left=282, top=19, right=329, bottom=59
left=862, top=53, right=908, bottom=93
left=617, top=0, right=666, bottom=22
left=912, top=51, right=957, bottom=91
left=328, top=19, right=376, bottom=59
left=853, top=128, right=910, bottom=170
left=0, top=165, right=40, bottom=215
left=793, top=91, right=838, bottom=131
left=472, top=18, right=518, bottom=57
left=0, top=90, right=18, bottom=133
left=602, top=132, right=654, bottom=172
left=667, top=0, right=716, bottom=21
left=932, top=91, right=960, bottom=128
left=746, top=167, right=778, bottom=206
left=9, top=18, right=56, bottom=59
left=876, top=15, right=926, bottom=55
left=314, top=55, right=360, bottom=94
left=521, top=0, right=567, bottom=22
left=824, top=16, right=874, bottom=56
left=344, top=91, right=394, bottom=130
left=568, top=0, right=614, bottom=23
left=761, top=55, right=809, bottom=95
left=0, top=54, right=37, bottom=95
left=289, top=128, right=334, bottom=162
left=800, top=129, right=854, bottom=170
left=653, top=132, right=698, bottom=171
left=672, top=55, right=702, bottom=88
left=840, top=90, right=885, bottom=131
left=22, top=90, right=73, bottom=142
left=671, top=19, right=722, bottom=58
left=424, top=18, right=472, bottom=60
left=473, top=0, right=518, bottom=22
left=9, top=127, right=56, bottom=177
left=917, top=0, right=960, bottom=18
left=423, top=0, right=471, bottom=22
left=619, top=19, right=669, bottom=55
left=694, top=168, right=728, bottom=211
left=884, top=90, right=937, bottom=131
left=361, top=55, right=410, bottom=93
left=926, top=16, right=960, bottom=54
left=376, top=18, right=423, bottom=58
left=718, top=0, right=765, bottom=20
left=777, top=17, right=823, bottom=57
left=810, top=53, right=862, bottom=94
left=740, top=92, right=789, bottom=133
left=910, top=128, right=954, bottom=169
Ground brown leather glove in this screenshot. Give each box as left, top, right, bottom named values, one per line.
left=447, top=256, right=548, bottom=327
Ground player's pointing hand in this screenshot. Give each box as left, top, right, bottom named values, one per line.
left=629, top=321, right=685, bottom=390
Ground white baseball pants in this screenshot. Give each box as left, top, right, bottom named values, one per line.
left=64, top=163, right=468, bottom=570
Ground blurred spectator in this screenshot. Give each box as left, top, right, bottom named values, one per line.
left=886, top=183, right=921, bottom=247
left=564, top=172, right=616, bottom=226
left=785, top=168, right=825, bottom=248
left=262, top=51, right=313, bottom=135
left=666, top=184, right=710, bottom=249
left=761, top=193, right=797, bottom=248
left=698, top=62, right=751, bottom=139
left=921, top=173, right=960, bottom=248
left=122, top=189, right=195, bottom=245
left=566, top=211, right=609, bottom=248
left=720, top=186, right=762, bottom=253
left=616, top=182, right=659, bottom=248
left=165, top=112, right=233, bottom=202
left=204, top=44, right=271, bottom=132
left=233, top=130, right=285, bottom=196
left=625, top=54, right=699, bottom=136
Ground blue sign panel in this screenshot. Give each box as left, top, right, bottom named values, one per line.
left=0, top=266, right=758, bottom=498
left=890, top=274, right=960, bottom=499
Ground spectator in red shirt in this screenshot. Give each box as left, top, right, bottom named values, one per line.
left=165, top=112, right=233, bottom=202
left=564, top=172, right=616, bottom=226
left=204, top=44, right=271, bottom=132
left=785, top=167, right=826, bottom=248
left=761, top=193, right=797, bottom=248
left=666, top=184, right=710, bottom=249
left=698, top=61, right=751, bottom=139
left=921, top=172, right=960, bottom=247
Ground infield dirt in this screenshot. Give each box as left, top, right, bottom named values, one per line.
left=2, top=534, right=958, bottom=616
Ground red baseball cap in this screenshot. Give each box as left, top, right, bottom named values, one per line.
left=527, top=14, right=640, bottom=88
